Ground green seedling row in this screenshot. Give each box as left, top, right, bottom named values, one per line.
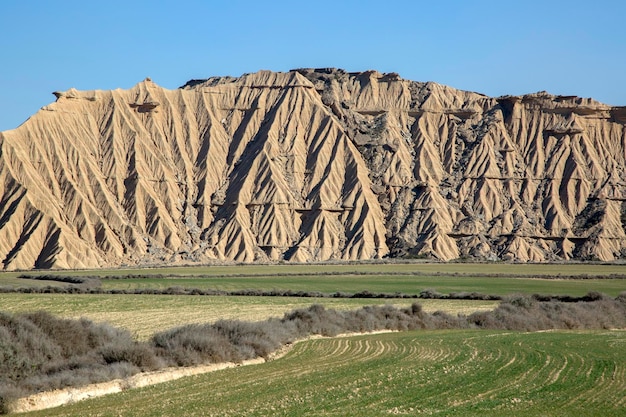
left=22, top=330, right=626, bottom=417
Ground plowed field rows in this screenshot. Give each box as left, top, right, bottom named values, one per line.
left=22, top=330, right=626, bottom=417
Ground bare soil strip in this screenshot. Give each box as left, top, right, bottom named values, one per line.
left=10, top=359, right=265, bottom=414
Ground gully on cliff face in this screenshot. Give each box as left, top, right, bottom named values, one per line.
left=0, top=69, right=624, bottom=269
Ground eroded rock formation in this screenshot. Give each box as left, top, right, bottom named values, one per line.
left=0, top=69, right=625, bottom=269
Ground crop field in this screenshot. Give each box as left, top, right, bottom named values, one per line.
left=19, top=329, right=626, bottom=417
left=0, top=293, right=497, bottom=340
left=91, top=273, right=626, bottom=297
left=5, top=262, right=626, bottom=296
left=4, top=261, right=626, bottom=279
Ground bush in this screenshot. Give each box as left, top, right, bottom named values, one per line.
left=99, top=341, right=162, bottom=370
left=0, top=311, right=159, bottom=412
left=470, top=294, right=626, bottom=331
left=153, top=324, right=241, bottom=365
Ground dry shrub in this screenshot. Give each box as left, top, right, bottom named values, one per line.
left=469, top=292, right=626, bottom=331
left=3, top=278, right=499, bottom=300
left=0, top=311, right=160, bottom=412
left=152, top=324, right=241, bottom=366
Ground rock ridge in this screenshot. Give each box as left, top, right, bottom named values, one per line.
left=0, top=68, right=625, bottom=269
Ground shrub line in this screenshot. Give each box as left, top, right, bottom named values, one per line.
left=0, top=284, right=503, bottom=300
left=1, top=280, right=504, bottom=300
left=19, top=271, right=626, bottom=281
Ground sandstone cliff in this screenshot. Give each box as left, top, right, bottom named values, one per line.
left=0, top=69, right=624, bottom=269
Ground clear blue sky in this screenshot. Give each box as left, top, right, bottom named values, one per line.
left=1, top=0, right=624, bottom=131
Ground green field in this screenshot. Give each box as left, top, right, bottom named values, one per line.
left=2, top=262, right=625, bottom=339
left=4, top=262, right=626, bottom=278
left=93, top=273, right=626, bottom=296
left=5, top=262, right=626, bottom=297
left=0, top=262, right=626, bottom=279
left=20, top=330, right=626, bottom=417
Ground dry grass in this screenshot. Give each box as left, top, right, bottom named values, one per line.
left=0, top=294, right=497, bottom=340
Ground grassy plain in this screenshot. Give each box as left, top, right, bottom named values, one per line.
left=4, top=261, right=626, bottom=278
left=0, top=294, right=497, bottom=340
left=5, top=262, right=626, bottom=296
left=1, top=262, right=624, bottom=338
left=20, top=330, right=626, bottom=417
left=96, top=273, right=626, bottom=296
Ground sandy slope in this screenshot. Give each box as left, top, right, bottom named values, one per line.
left=0, top=69, right=625, bottom=269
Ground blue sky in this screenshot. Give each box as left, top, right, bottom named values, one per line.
left=1, top=0, right=624, bottom=131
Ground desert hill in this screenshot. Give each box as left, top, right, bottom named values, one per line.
left=0, top=68, right=625, bottom=269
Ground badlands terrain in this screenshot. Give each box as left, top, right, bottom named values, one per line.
left=0, top=68, right=625, bottom=269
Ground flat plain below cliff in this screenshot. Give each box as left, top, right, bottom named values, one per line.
left=1, top=68, right=625, bottom=270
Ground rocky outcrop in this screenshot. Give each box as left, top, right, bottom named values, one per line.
left=0, top=69, right=625, bottom=269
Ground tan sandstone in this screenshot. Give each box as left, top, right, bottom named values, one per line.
left=0, top=69, right=625, bottom=269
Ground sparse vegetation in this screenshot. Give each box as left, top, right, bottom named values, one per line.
left=2, top=293, right=625, bottom=413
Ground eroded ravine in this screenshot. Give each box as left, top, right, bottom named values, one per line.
left=1, top=69, right=626, bottom=270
